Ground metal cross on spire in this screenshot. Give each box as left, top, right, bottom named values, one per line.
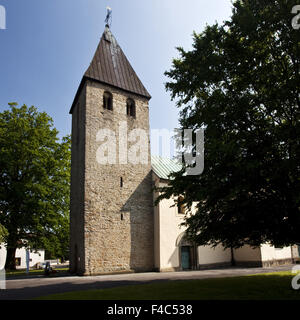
left=105, top=6, right=112, bottom=28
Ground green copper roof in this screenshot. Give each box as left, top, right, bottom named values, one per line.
left=151, top=155, right=182, bottom=180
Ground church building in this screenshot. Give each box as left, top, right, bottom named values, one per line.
left=69, top=25, right=298, bottom=275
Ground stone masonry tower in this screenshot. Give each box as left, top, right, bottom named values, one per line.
left=69, top=25, right=154, bottom=275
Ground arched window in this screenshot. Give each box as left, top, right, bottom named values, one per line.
left=103, top=91, right=113, bottom=111
left=177, top=196, right=185, bottom=214
left=126, top=98, right=136, bottom=118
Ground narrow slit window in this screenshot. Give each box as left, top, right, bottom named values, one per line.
left=120, top=177, right=123, bottom=188
left=103, top=91, right=113, bottom=110
left=126, top=98, right=136, bottom=118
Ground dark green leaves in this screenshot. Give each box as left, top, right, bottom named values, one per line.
left=160, top=0, right=300, bottom=249
left=0, top=104, right=70, bottom=265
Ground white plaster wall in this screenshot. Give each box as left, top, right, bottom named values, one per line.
left=260, top=244, right=292, bottom=261
left=234, top=245, right=261, bottom=262
left=0, top=245, right=45, bottom=269
left=292, top=245, right=299, bottom=258
left=198, top=244, right=231, bottom=265
left=15, top=248, right=45, bottom=269
left=274, top=247, right=292, bottom=260
left=0, top=244, right=6, bottom=269
left=158, top=188, right=186, bottom=270
left=153, top=175, right=295, bottom=270
left=154, top=177, right=193, bottom=270
left=153, top=173, right=161, bottom=270
left=154, top=177, right=232, bottom=270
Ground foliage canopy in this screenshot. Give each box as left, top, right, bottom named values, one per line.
left=0, top=103, right=70, bottom=268
left=159, top=0, right=300, bottom=248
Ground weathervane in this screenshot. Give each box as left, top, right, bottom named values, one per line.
left=105, top=6, right=112, bottom=28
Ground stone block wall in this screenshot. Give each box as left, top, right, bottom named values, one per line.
left=70, top=80, right=154, bottom=275
left=70, top=84, right=87, bottom=275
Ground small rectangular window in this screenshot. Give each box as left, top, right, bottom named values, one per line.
left=103, top=92, right=113, bottom=110
left=126, top=98, right=136, bottom=118
left=120, top=177, right=123, bottom=188
left=177, top=196, right=185, bottom=214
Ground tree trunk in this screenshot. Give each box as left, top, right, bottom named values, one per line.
left=5, top=246, right=17, bottom=270
left=230, top=248, right=236, bottom=267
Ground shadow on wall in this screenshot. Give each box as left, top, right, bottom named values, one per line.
left=121, top=170, right=154, bottom=272
left=167, top=248, right=180, bottom=270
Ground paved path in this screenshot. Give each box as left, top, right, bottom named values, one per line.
left=0, top=264, right=294, bottom=300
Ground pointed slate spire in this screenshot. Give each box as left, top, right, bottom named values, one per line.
left=85, top=26, right=151, bottom=99
left=70, top=26, right=151, bottom=113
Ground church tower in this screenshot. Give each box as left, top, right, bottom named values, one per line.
left=69, top=25, right=154, bottom=275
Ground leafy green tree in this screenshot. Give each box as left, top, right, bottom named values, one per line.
left=159, top=0, right=300, bottom=249
left=0, top=223, right=8, bottom=243
left=0, top=103, right=70, bottom=269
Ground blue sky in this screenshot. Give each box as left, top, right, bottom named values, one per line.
left=0, top=0, right=233, bottom=140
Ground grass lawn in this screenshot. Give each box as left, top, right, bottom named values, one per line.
left=36, top=271, right=300, bottom=300
left=6, top=267, right=69, bottom=278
